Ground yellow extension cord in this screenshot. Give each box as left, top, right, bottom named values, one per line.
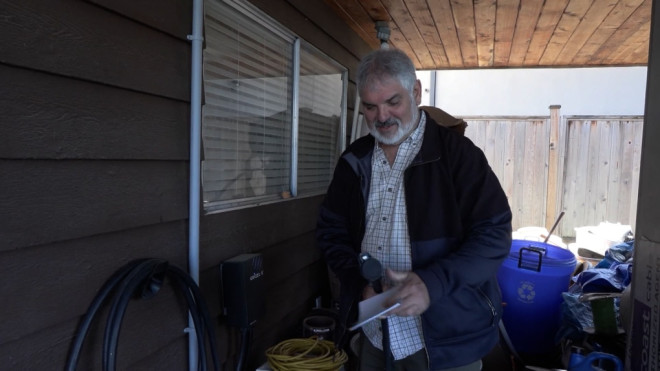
left=265, top=337, right=348, bottom=371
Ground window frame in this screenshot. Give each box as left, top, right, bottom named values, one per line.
left=201, top=0, right=348, bottom=214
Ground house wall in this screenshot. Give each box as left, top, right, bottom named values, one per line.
left=0, top=0, right=370, bottom=369
left=431, top=67, right=648, bottom=116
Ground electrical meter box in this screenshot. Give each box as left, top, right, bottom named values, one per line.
left=220, top=253, right=265, bottom=328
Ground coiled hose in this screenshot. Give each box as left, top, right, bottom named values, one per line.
left=64, top=258, right=220, bottom=371
left=265, top=337, right=348, bottom=371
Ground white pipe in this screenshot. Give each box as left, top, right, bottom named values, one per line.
left=350, top=93, right=361, bottom=144
left=187, top=0, right=203, bottom=369
left=290, top=38, right=300, bottom=197
left=429, top=70, right=437, bottom=107
left=340, top=70, right=348, bottom=151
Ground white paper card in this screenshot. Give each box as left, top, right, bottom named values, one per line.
left=349, top=287, right=401, bottom=331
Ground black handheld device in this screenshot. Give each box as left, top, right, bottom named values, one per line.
left=358, top=252, right=393, bottom=370
left=358, top=252, right=383, bottom=293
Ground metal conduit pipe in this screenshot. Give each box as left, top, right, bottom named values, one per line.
left=187, top=0, right=204, bottom=369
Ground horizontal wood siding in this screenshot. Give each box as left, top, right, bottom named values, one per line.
left=1, top=0, right=190, bottom=101
left=0, top=160, right=189, bottom=251
left=0, top=222, right=190, bottom=369
left=1, top=0, right=363, bottom=369
left=0, top=65, right=190, bottom=161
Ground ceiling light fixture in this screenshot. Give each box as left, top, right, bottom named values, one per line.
left=375, top=21, right=390, bottom=49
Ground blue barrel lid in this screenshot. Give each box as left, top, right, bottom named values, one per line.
left=508, top=239, right=577, bottom=267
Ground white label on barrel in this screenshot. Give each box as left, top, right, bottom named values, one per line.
left=517, top=280, right=536, bottom=303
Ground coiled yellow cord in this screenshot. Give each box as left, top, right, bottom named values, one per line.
left=265, top=337, right=348, bottom=371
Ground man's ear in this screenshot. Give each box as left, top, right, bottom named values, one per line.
left=413, top=79, right=422, bottom=105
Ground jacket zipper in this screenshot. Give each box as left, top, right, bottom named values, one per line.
left=478, top=287, right=498, bottom=326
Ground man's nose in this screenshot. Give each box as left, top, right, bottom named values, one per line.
left=377, top=107, right=390, bottom=123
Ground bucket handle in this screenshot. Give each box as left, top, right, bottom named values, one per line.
left=518, top=246, right=545, bottom=272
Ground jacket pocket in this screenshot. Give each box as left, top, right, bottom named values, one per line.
left=421, top=281, right=500, bottom=344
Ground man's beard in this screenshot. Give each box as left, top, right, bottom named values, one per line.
left=370, top=109, right=419, bottom=146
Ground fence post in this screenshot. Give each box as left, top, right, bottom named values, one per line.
left=545, top=105, right=562, bottom=234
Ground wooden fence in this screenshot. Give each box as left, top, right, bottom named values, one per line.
left=464, top=107, right=643, bottom=238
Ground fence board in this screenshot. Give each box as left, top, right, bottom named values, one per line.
left=605, top=121, right=622, bottom=222
left=561, top=118, right=643, bottom=237
left=597, top=121, right=613, bottom=223
left=511, top=122, right=527, bottom=228
left=573, top=122, right=594, bottom=233
left=546, top=106, right=561, bottom=228
left=594, top=121, right=611, bottom=223
left=618, top=122, right=635, bottom=225
left=585, top=122, right=599, bottom=224
left=560, top=121, right=579, bottom=236
left=630, top=120, right=644, bottom=229
left=522, top=123, right=538, bottom=226
left=464, top=114, right=643, bottom=238
left=466, top=118, right=549, bottom=230
left=502, top=121, right=516, bottom=203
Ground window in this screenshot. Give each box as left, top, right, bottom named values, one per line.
left=202, top=0, right=347, bottom=213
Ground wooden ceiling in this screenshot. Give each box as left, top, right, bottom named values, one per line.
left=323, top=0, right=652, bottom=70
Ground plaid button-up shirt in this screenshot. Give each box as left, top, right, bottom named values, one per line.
left=361, top=112, right=426, bottom=360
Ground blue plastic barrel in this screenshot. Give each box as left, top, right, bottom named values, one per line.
left=497, top=239, right=577, bottom=355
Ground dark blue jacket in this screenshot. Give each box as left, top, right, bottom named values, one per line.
left=316, top=113, right=512, bottom=369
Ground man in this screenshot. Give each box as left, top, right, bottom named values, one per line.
left=316, top=48, right=512, bottom=370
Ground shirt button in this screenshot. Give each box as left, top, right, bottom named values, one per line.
left=382, top=217, right=387, bottom=221
left=378, top=246, right=382, bottom=250
left=387, top=187, right=393, bottom=192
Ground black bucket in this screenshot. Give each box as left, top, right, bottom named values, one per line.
left=302, top=315, right=336, bottom=340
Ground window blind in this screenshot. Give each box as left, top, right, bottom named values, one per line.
left=203, top=1, right=293, bottom=209
left=297, top=43, right=345, bottom=195
left=202, top=0, right=346, bottom=212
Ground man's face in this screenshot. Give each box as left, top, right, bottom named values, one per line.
left=360, top=76, right=421, bottom=146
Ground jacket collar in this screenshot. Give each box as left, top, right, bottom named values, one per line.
left=413, top=110, right=444, bottom=165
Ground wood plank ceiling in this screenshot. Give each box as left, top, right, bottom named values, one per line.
left=323, top=0, right=652, bottom=70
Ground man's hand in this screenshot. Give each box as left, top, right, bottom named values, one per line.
left=384, top=269, right=430, bottom=316
left=362, top=284, right=378, bottom=300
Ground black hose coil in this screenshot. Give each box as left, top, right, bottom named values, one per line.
left=64, top=258, right=220, bottom=371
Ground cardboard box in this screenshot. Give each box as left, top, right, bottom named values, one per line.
left=628, top=238, right=660, bottom=371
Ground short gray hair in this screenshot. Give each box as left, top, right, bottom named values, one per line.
left=356, top=48, right=417, bottom=94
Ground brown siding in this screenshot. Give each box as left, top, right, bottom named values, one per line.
left=1, top=160, right=189, bottom=250
left=0, top=222, right=190, bottom=369
left=1, top=0, right=366, bottom=369
left=0, top=65, right=190, bottom=161
left=1, top=0, right=190, bottom=100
